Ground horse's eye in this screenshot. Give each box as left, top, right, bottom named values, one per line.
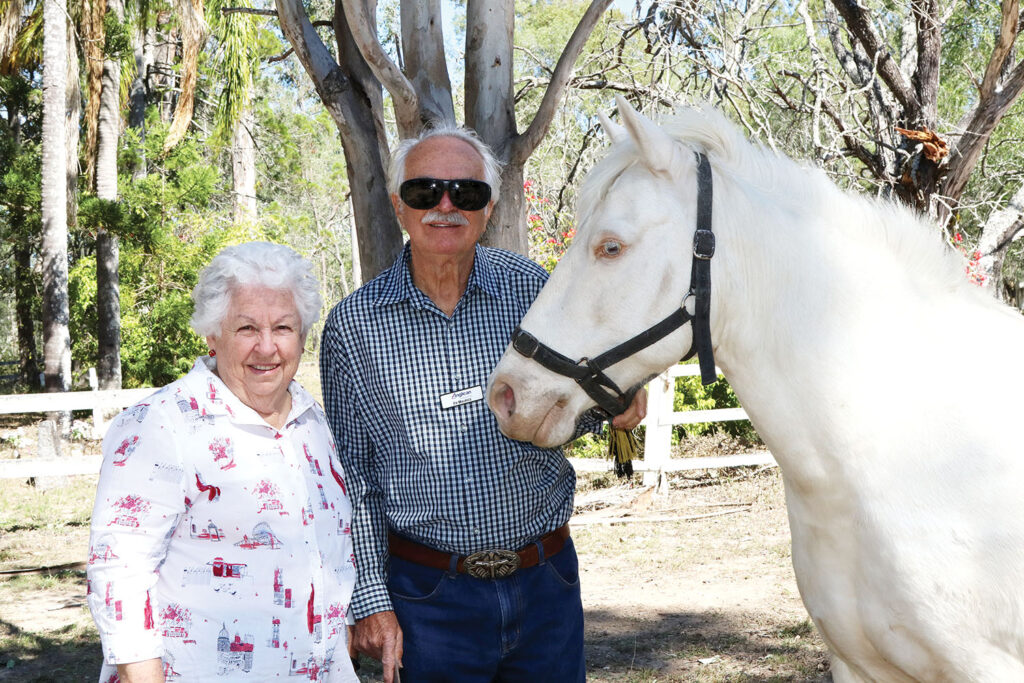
left=599, top=240, right=623, bottom=258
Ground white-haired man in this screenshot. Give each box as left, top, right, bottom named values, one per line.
left=320, top=126, right=644, bottom=682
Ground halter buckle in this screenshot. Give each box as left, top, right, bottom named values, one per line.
left=693, top=229, right=716, bottom=260
left=511, top=328, right=540, bottom=359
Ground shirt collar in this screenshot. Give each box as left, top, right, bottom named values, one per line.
left=374, top=243, right=503, bottom=308
left=182, top=356, right=317, bottom=428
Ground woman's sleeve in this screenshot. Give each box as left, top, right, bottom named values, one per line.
left=86, top=399, right=189, bottom=666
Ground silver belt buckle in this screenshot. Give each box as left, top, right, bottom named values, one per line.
left=463, top=549, right=521, bottom=579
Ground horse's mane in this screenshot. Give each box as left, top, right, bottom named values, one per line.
left=581, top=105, right=986, bottom=302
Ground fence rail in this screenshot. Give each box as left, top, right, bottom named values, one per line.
left=0, top=381, right=155, bottom=479
left=2, top=365, right=774, bottom=481
left=569, top=364, right=775, bottom=484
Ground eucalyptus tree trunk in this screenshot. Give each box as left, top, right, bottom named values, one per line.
left=95, top=0, right=124, bottom=391
left=274, top=0, right=403, bottom=282
left=464, top=0, right=526, bottom=254
left=232, top=106, right=257, bottom=223
left=277, top=0, right=611, bottom=272
left=42, top=0, right=72, bottom=394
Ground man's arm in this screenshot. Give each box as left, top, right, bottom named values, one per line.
left=320, top=312, right=394, bottom=617
left=320, top=311, right=403, bottom=680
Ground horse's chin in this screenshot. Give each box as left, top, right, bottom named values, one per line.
left=529, top=403, right=577, bottom=449
left=493, top=399, right=577, bottom=448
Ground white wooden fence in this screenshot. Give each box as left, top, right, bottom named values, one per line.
left=1, top=364, right=774, bottom=480
left=569, top=364, right=776, bottom=485
left=0, top=378, right=155, bottom=479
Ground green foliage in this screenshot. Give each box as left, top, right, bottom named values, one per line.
left=673, top=365, right=757, bottom=441
left=102, top=13, right=133, bottom=60
left=207, top=0, right=260, bottom=145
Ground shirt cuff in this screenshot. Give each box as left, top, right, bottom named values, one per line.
left=350, top=581, right=394, bottom=621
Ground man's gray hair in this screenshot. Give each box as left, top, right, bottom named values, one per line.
left=191, top=241, right=322, bottom=338
left=387, top=124, right=503, bottom=205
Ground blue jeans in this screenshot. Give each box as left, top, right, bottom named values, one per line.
left=387, top=537, right=585, bottom=682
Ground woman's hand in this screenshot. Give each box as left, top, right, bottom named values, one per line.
left=354, top=611, right=404, bottom=683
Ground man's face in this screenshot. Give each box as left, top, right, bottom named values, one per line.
left=392, top=136, right=493, bottom=260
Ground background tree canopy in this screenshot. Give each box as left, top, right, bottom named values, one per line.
left=3, top=0, right=1023, bottom=399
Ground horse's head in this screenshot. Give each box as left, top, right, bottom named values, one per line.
left=488, top=97, right=724, bottom=447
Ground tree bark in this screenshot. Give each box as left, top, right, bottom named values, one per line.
left=128, top=21, right=152, bottom=179
left=275, top=0, right=402, bottom=281
left=82, top=0, right=106, bottom=188
left=95, top=0, right=123, bottom=391
left=400, top=0, right=455, bottom=127
left=66, top=13, right=80, bottom=232
left=232, top=105, right=257, bottom=223
left=43, top=0, right=72, bottom=393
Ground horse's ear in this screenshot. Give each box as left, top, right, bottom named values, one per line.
left=597, top=110, right=626, bottom=144
left=614, top=94, right=677, bottom=176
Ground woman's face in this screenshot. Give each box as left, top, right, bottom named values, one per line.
left=206, top=285, right=305, bottom=411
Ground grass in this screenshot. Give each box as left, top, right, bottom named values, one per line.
left=0, top=452, right=827, bottom=681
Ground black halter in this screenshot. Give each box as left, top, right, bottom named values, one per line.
left=510, top=152, right=717, bottom=418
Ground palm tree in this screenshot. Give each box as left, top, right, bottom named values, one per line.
left=94, top=0, right=124, bottom=390
left=41, top=0, right=71, bottom=396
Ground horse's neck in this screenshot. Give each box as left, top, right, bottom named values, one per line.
left=706, top=192, right=919, bottom=481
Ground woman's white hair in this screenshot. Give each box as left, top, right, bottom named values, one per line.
left=387, top=124, right=503, bottom=204
left=191, top=242, right=322, bottom=338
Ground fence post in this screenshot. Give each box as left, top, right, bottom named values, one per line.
left=33, top=419, right=68, bottom=490
left=642, top=370, right=674, bottom=491
left=88, top=368, right=102, bottom=438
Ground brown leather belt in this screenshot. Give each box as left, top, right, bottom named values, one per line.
left=388, top=524, right=570, bottom=580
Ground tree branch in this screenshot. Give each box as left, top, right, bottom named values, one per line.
left=513, top=0, right=613, bottom=165
left=221, top=7, right=277, bottom=16
left=979, top=0, right=1020, bottom=98
left=944, top=57, right=1024, bottom=202
left=340, top=0, right=419, bottom=135
left=828, top=0, right=919, bottom=114
left=912, top=0, right=940, bottom=126
left=274, top=0, right=351, bottom=133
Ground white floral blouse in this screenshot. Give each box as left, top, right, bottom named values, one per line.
left=87, top=357, right=358, bottom=682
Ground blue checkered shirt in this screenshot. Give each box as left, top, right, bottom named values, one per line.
left=320, top=244, right=598, bottom=619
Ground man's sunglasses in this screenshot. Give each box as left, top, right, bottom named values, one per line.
left=399, top=177, right=492, bottom=212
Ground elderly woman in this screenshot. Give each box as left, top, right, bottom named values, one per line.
left=87, top=242, right=357, bottom=682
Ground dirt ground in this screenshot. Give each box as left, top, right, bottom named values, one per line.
left=1, top=426, right=829, bottom=682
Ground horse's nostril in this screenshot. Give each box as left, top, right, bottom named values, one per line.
left=502, top=383, right=516, bottom=418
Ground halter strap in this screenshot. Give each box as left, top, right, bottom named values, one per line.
left=510, top=151, right=718, bottom=418
left=687, top=152, right=716, bottom=385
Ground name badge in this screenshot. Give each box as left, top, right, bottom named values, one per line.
left=440, top=385, right=484, bottom=410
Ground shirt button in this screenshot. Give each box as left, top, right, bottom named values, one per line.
left=459, top=423, right=468, bottom=433
left=472, top=527, right=480, bottom=535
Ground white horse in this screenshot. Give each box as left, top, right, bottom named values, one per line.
left=487, top=96, right=1024, bottom=682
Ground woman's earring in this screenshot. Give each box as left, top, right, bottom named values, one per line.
left=209, top=349, right=216, bottom=357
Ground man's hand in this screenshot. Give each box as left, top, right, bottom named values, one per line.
left=611, top=387, right=647, bottom=430
left=354, top=611, right=404, bottom=683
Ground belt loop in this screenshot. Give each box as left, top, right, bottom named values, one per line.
left=448, top=553, right=459, bottom=575
left=535, top=538, right=546, bottom=565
